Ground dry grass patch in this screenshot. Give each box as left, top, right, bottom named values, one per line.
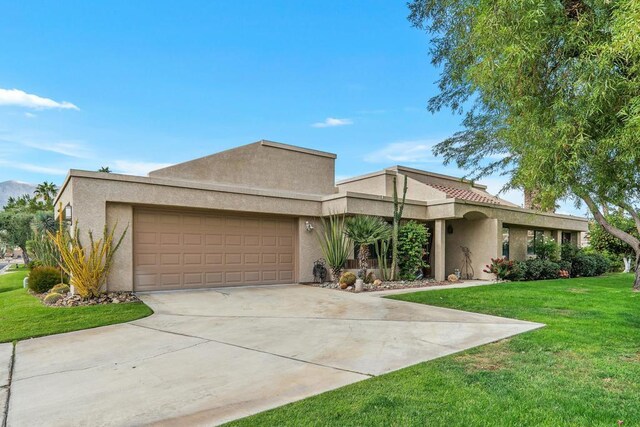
left=455, top=340, right=514, bottom=372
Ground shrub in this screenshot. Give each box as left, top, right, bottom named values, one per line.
left=522, top=258, right=560, bottom=281
left=510, top=261, right=527, bottom=281
left=26, top=260, right=42, bottom=269
left=483, top=257, right=516, bottom=280
left=560, top=243, right=578, bottom=262
left=50, top=283, right=70, bottom=294
left=43, top=292, right=63, bottom=305
left=28, top=266, right=65, bottom=294
left=397, top=221, right=429, bottom=280
left=557, top=260, right=572, bottom=276
left=590, top=252, right=610, bottom=276
left=339, top=271, right=357, bottom=286
left=571, top=251, right=597, bottom=277
left=534, top=235, right=559, bottom=261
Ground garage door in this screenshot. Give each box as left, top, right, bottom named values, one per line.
left=133, top=208, right=296, bottom=291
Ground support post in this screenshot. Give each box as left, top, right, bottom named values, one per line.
left=434, top=219, right=446, bottom=281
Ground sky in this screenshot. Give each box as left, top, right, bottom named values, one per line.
left=0, top=1, right=584, bottom=216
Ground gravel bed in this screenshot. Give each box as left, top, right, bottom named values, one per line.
left=307, top=279, right=463, bottom=293
left=35, top=291, right=141, bottom=307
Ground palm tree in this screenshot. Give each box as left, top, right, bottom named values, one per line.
left=34, top=182, right=58, bottom=207
left=345, top=215, right=392, bottom=277
left=98, top=166, right=112, bottom=173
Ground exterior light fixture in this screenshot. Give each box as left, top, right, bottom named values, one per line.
left=305, top=221, right=314, bottom=232
left=63, top=203, right=73, bottom=223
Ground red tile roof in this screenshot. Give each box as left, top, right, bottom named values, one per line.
left=428, top=184, right=502, bottom=205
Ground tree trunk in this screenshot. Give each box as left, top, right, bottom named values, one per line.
left=634, top=254, right=640, bottom=292
left=581, top=193, right=640, bottom=290
left=623, top=256, right=632, bottom=273
left=20, top=246, right=30, bottom=265
left=358, top=243, right=370, bottom=277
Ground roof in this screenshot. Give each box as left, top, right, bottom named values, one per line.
left=427, top=183, right=502, bottom=205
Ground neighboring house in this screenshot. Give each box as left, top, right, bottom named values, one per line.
left=54, top=140, right=588, bottom=292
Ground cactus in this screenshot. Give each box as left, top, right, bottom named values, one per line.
left=43, top=292, right=63, bottom=305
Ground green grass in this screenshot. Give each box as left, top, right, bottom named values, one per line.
left=0, top=269, right=153, bottom=343
left=229, top=274, right=640, bottom=426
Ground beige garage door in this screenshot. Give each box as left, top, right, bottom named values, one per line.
left=133, top=208, right=296, bottom=291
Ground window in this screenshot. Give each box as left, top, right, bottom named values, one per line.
left=527, top=229, right=544, bottom=256
left=562, top=232, right=572, bottom=245
left=502, top=227, right=510, bottom=259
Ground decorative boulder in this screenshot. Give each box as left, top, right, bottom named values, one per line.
left=447, top=274, right=459, bottom=282
left=373, top=279, right=383, bottom=287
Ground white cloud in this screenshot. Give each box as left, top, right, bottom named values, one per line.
left=364, top=140, right=440, bottom=164
left=20, top=140, right=92, bottom=159
left=311, top=117, right=353, bottom=128
left=0, top=88, right=79, bottom=110
left=112, top=160, right=173, bottom=176
left=0, top=159, right=67, bottom=175
left=24, top=112, right=37, bottom=118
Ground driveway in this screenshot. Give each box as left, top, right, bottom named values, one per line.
left=5, top=284, right=542, bottom=426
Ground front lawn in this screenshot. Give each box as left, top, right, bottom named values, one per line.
left=229, top=274, right=640, bottom=426
left=0, top=269, right=153, bottom=343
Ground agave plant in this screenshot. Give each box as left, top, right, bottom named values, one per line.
left=316, top=213, right=352, bottom=282
left=345, top=215, right=392, bottom=277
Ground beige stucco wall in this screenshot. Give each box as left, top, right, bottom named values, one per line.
left=337, top=173, right=387, bottom=196
left=507, top=226, right=529, bottom=261
left=298, top=217, right=325, bottom=283
left=105, top=203, right=133, bottom=292
left=445, top=218, right=500, bottom=280
left=149, top=141, right=337, bottom=195
left=395, top=174, right=447, bottom=202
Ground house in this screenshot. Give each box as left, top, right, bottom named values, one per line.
left=54, top=140, right=588, bottom=292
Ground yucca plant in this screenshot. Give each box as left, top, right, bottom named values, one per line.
left=316, top=213, right=352, bottom=282
left=345, top=215, right=392, bottom=277
left=27, top=211, right=62, bottom=268
left=49, top=208, right=127, bottom=298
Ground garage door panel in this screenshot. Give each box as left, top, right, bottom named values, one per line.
left=134, top=209, right=296, bottom=290
left=160, top=233, right=180, bottom=245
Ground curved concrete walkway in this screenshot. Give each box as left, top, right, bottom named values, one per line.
left=5, top=284, right=542, bottom=426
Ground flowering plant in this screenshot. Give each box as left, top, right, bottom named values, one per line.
left=483, top=257, right=516, bottom=280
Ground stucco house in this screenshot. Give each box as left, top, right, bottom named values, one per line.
left=54, top=140, right=588, bottom=292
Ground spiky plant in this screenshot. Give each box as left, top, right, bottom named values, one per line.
left=50, top=205, right=127, bottom=298
left=345, top=215, right=392, bottom=277
left=316, top=213, right=352, bottom=282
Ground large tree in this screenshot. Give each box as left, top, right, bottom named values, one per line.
left=589, top=212, right=639, bottom=272
left=409, top=0, right=640, bottom=290
left=0, top=211, right=34, bottom=264
left=34, top=181, right=58, bottom=209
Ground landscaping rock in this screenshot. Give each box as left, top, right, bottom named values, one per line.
left=308, top=278, right=462, bottom=293
left=33, top=290, right=141, bottom=307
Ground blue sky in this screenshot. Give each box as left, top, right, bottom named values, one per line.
left=0, top=1, right=583, bottom=215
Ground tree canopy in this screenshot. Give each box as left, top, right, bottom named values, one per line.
left=409, top=0, right=640, bottom=289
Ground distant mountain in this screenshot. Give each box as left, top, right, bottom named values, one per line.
left=0, top=180, right=36, bottom=208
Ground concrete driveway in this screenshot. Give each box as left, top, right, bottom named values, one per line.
left=5, top=284, right=542, bottom=426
